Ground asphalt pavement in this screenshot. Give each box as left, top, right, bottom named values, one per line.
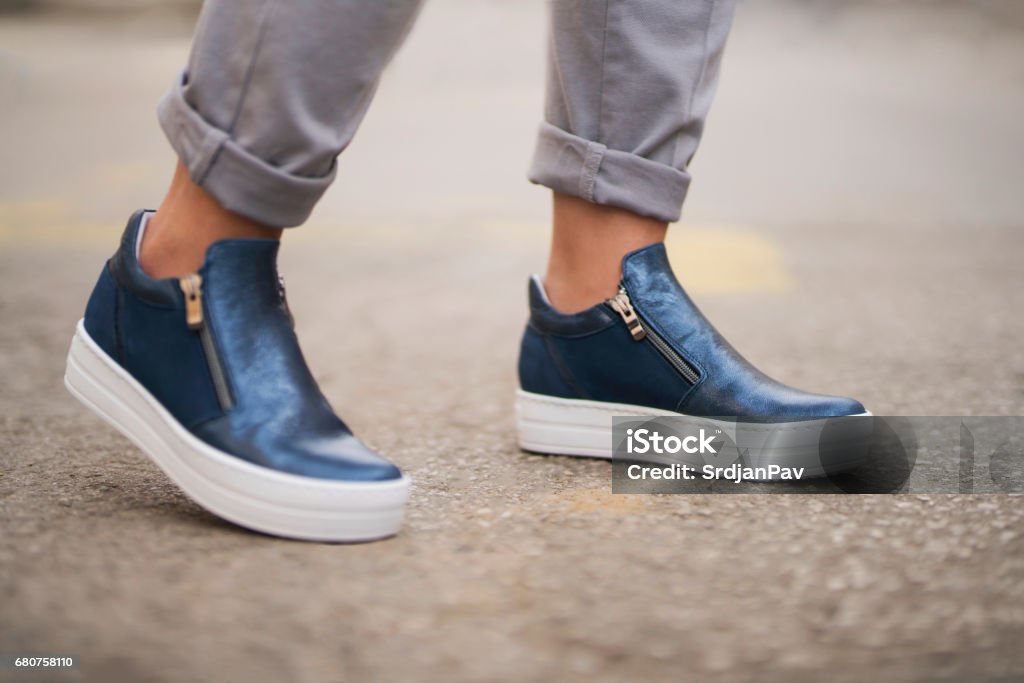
left=1, top=1, right=1023, bottom=681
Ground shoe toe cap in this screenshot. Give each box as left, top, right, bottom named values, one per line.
left=193, top=420, right=404, bottom=482
left=811, top=394, right=867, bottom=417
left=278, top=435, right=404, bottom=482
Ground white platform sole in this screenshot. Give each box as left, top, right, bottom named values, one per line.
left=515, top=389, right=873, bottom=479
left=65, top=320, right=409, bottom=542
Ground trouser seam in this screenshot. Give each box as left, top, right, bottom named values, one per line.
left=585, top=0, right=610, bottom=200
left=183, top=0, right=273, bottom=186
left=579, top=143, right=606, bottom=201
left=673, top=0, right=718, bottom=168
left=596, top=0, right=611, bottom=144
left=190, top=125, right=229, bottom=184
left=225, top=0, right=275, bottom=136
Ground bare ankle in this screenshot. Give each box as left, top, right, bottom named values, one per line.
left=542, top=272, right=619, bottom=314
left=543, top=193, right=667, bottom=313
left=140, top=162, right=282, bottom=279
left=139, top=213, right=195, bottom=279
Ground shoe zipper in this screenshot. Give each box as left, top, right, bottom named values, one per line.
left=607, top=285, right=701, bottom=385
left=179, top=274, right=234, bottom=410
left=277, top=274, right=294, bottom=327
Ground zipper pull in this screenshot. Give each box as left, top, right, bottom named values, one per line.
left=178, top=273, right=204, bottom=330
left=277, top=274, right=295, bottom=327
left=607, top=287, right=646, bottom=341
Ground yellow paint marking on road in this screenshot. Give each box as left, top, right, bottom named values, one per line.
left=0, top=203, right=794, bottom=295
left=0, top=199, right=67, bottom=225
left=666, top=227, right=794, bottom=294
left=86, top=162, right=163, bottom=193
left=0, top=200, right=118, bottom=246
left=477, top=219, right=548, bottom=243
left=478, top=220, right=795, bottom=294
left=286, top=221, right=427, bottom=245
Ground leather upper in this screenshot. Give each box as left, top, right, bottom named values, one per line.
left=519, top=243, right=865, bottom=419
left=83, top=210, right=401, bottom=482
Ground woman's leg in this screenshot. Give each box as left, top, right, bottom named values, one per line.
left=143, top=0, right=424, bottom=278
left=518, top=0, right=866, bottom=463
left=544, top=193, right=667, bottom=313
left=69, top=1, right=426, bottom=542
left=532, top=0, right=737, bottom=312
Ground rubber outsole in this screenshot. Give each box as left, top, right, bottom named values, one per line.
left=65, top=320, right=409, bottom=542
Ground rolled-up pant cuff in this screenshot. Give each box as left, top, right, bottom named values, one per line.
left=527, top=122, right=691, bottom=223
left=157, top=72, right=334, bottom=228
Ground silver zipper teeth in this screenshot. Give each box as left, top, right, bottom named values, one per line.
left=640, top=320, right=701, bottom=385
left=199, top=326, right=234, bottom=411
left=179, top=274, right=234, bottom=411
left=608, top=285, right=701, bottom=385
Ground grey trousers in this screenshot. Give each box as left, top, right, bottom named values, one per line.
left=158, top=0, right=736, bottom=228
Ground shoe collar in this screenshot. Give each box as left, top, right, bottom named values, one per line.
left=109, top=209, right=281, bottom=309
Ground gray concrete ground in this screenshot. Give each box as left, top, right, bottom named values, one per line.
left=2, top=1, right=1024, bottom=681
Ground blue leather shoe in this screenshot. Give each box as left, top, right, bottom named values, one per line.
left=516, top=243, right=870, bottom=475
left=65, top=210, right=409, bottom=541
